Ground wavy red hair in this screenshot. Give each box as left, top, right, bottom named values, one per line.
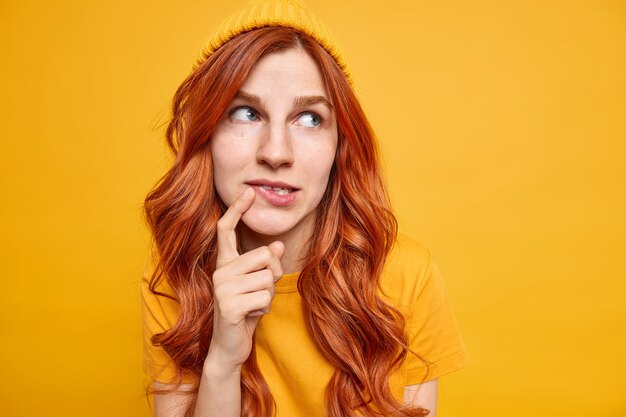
left=144, top=27, right=428, bottom=417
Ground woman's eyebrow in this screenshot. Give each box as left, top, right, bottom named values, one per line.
left=233, top=91, right=333, bottom=111
left=293, top=95, right=333, bottom=111
left=233, top=90, right=263, bottom=106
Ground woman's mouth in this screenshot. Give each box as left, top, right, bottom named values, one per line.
left=259, top=185, right=293, bottom=195
left=246, top=180, right=299, bottom=207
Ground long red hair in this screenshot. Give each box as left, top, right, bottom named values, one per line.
left=144, top=27, right=428, bottom=417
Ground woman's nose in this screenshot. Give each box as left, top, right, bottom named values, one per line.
left=256, top=124, right=294, bottom=169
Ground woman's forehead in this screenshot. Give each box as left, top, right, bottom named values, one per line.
left=238, top=48, right=330, bottom=102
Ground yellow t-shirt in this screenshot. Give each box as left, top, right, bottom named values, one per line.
left=140, top=234, right=468, bottom=415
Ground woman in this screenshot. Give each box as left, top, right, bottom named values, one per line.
left=141, top=1, right=467, bottom=416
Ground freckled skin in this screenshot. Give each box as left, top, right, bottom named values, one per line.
left=210, top=48, right=338, bottom=255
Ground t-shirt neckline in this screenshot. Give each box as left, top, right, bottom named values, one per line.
left=275, top=271, right=300, bottom=293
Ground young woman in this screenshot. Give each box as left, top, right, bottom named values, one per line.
left=141, top=1, right=467, bottom=416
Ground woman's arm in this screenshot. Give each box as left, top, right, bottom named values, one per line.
left=153, top=357, right=242, bottom=417
left=191, top=353, right=243, bottom=417
left=152, top=188, right=282, bottom=417
left=404, top=379, right=438, bottom=416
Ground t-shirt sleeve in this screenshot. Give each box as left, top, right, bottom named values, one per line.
left=140, top=254, right=194, bottom=384
left=403, top=250, right=468, bottom=385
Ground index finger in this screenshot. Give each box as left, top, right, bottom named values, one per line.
left=216, top=187, right=255, bottom=265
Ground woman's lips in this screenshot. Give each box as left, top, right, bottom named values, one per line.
left=246, top=181, right=299, bottom=207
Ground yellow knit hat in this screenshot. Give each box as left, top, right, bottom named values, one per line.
left=192, top=0, right=351, bottom=83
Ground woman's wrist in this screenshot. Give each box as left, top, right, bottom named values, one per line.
left=194, top=350, right=243, bottom=417
left=203, top=349, right=243, bottom=380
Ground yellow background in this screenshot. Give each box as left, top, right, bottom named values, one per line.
left=1, top=0, right=624, bottom=416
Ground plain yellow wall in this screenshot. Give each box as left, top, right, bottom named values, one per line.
left=1, top=0, right=624, bottom=416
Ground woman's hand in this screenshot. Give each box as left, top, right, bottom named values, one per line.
left=206, top=187, right=284, bottom=371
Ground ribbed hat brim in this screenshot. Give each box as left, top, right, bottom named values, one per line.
left=192, top=0, right=351, bottom=83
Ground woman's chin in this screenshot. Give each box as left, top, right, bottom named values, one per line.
left=240, top=213, right=296, bottom=238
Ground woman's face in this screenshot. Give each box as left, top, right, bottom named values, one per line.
left=210, top=47, right=338, bottom=243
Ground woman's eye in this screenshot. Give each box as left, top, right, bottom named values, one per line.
left=230, top=106, right=259, bottom=122
left=298, top=112, right=321, bottom=127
